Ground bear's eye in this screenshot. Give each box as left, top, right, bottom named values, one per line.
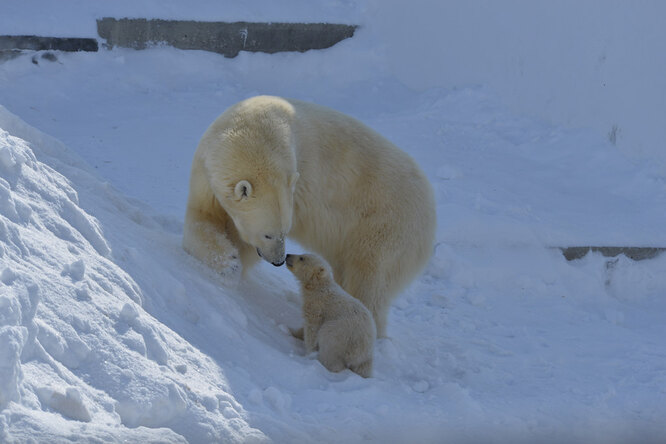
left=264, top=235, right=273, bottom=240
left=299, top=257, right=304, bottom=262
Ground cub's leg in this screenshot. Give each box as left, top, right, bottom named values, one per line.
left=289, top=327, right=304, bottom=340
left=315, top=322, right=347, bottom=373
left=350, top=359, right=373, bottom=378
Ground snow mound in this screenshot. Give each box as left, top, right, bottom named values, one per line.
left=0, top=109, right=266, bottom=443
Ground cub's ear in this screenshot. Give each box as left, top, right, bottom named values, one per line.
left=234, top=180, right=252, bottom=201
left=305, top=266, right=327, bottom=290
left=289, top=172, right=300, bottom=190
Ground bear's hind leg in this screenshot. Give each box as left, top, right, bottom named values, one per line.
left=363, top=297, right=390, bottom=339
left=343, top=275, right=391, bottom=338
left=333, top=249, right=393, bottom=338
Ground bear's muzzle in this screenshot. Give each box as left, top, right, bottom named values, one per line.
left=256, top=246, right=286, bottom=267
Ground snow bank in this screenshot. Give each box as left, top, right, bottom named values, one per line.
left=0, top=107, right=266, bottom=443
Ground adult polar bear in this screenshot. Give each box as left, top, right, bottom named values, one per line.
left=183, top=96, right=436, bottom=336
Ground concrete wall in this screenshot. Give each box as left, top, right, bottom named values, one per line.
left=97, top=18, right=356, bottom=58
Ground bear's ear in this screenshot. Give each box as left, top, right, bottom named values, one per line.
left=289, top=172, right=300, bottom=191
left=234, top=180, right=252, bottom=201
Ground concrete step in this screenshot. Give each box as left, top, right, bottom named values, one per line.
left=559, top=246, right=666, bottom=261
left=2, top=19, right=357, bottom=60
left=0, top=35, right=98, bottom=60
left=0, top=35, right=98, bottom=52
left=97, top=18, right=357, bottom=57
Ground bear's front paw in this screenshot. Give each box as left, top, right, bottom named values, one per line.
left=212, top=252, right=242, bottom=286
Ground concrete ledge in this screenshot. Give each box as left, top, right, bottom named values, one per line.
left=97, top=18, right=357, bottom=57
left=0, top=35, right=98, bottom=52
left=559, top=246, right=666, bottom=261
left=0, top=49, right=22, bottom=62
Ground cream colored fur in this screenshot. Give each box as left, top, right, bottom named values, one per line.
left=183, top=95, right=436, bottom=336
left=286, top=254, right=375, bottom=378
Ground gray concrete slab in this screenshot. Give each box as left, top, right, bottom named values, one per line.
left=97, top=18, right=356, bottom=57
left=559, top=246, right=666, bottom=261
left=0, top=35, right=98, bottom=52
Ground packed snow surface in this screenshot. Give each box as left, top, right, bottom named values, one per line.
left=2, top=1, right=666, bottom=443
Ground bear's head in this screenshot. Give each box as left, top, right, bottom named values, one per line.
left=206, top=109, right=299, bottom=266
left=285, top=254, right=333, bottom=289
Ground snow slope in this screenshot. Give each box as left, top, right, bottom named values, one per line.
left=2, top=2, right=666, bottom=443
left=0, top=106, right=267, bottom=443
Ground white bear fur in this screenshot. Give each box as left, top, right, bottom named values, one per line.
left=183, top=95, right=436, bottom=336
left=287, top=254, right=375, bottom=378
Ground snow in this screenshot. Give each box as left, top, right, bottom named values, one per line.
left=2, top=1, right=666, bottom=443
left=372, top=0, right=666, bottom=172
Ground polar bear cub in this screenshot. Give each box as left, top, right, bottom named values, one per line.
left=286, top=253, right=376, bottom=378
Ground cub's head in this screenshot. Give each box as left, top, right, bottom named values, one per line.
left=285, top=254, right=334, bottom=289
left=207, top=105, right=299, bottom=266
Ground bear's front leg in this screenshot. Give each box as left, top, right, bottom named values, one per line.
left=183, top=213, right=242, bottom=285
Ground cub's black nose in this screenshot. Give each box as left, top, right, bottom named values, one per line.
left=285, top=254, right=294, bottom=267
